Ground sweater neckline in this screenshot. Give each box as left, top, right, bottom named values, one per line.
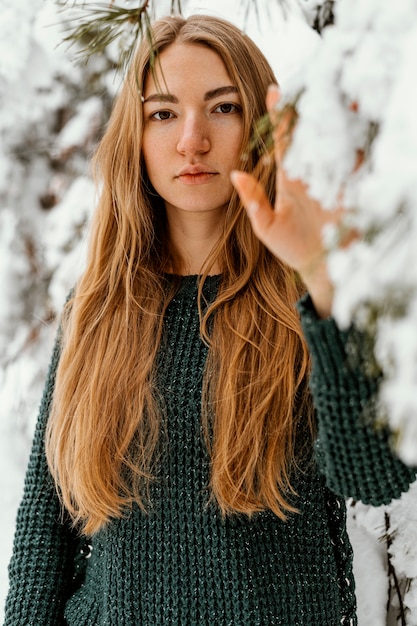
left=164, top=273, right=222, bottom=287
left=164, top=273, right=222, bottom=300
left=164, top=273, right=222, bottom=279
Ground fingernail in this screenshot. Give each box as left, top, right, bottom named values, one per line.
left=230, top=170, right=241, bottom=185
left=267, top=84, right=280, bottom=95
left=266, top=84, right=281, bottom=113
left=267, top=84, right=281, bottom=102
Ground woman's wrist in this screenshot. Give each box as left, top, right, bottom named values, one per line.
left=299, top=259, right=334, bottom=319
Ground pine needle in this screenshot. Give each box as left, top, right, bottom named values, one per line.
left=56, top=1, right=182, bottom=68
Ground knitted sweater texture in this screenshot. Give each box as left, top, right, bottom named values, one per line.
left=4, top=275, right=416, bottom=625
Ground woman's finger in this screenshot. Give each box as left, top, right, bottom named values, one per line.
left=266, top=85, right=296, bottom=168
left=230, top=170, right=275, bottom=240
left=266, top=84, right=280, bottom=120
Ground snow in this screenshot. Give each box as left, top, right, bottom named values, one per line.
left=1, top=1, right=417, bottom=624
left=347, top=503, right=388, bottom=626
left=0, top=0, right=43, bottom=83
left=53, top=97, right=104, bottom=159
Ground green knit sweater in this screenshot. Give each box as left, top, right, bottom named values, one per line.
left=4, top=275, right=416, bottom=625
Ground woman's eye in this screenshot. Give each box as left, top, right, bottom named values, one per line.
left=151, top=110, right=174, bottom=121
left=214, top=103, right=241, bottom=114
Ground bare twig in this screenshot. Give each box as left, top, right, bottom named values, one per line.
left=384, top=512, right=407, bottom=626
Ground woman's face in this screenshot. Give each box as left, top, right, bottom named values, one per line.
left=142, top=42, right=243, bottom=219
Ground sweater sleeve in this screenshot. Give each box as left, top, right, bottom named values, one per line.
left=297, top=294, right=416, bottom=506
left=4, top=329, right=85, bottom=626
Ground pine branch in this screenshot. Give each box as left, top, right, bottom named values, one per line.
left=248, top=90, right=302, bottom=165
left=55, top=1, right=183, bottom=68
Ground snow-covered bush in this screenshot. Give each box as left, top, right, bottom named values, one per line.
left=282, top=0, right=417, bottom=471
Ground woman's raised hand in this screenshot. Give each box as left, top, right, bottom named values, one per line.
left=231, top=85, right=344, bottom=319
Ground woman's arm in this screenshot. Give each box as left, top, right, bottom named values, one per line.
left=231, top=85, right=416, bottom=503
left=4, top=331, right=83, bottom=626
left=298, top=294, right=416, bottom=504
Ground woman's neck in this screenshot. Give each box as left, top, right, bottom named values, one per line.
left=165, top=207, right=224, bottom=275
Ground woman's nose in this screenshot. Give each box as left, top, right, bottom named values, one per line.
left=176, top=114, right=210, bottom=156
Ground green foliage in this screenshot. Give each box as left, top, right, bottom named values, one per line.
left=56, top=1, right=183, bottom=68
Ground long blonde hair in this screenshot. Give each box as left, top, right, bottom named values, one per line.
left=46, top=14, right=314, bottom=535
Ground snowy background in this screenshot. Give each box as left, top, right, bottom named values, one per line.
left=1, top=1, right=417, bottom=624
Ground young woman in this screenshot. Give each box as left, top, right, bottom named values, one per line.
left=5, top=14, right=416, bottom=626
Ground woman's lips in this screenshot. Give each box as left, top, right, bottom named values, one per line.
left=177, top=172, right=217, bottom=185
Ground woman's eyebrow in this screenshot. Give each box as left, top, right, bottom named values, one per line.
left=143, top=93, right=178, bottom=104
left=143, top=85, right=238, bottom=104
left=204, top=86, right=239, bottom=101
